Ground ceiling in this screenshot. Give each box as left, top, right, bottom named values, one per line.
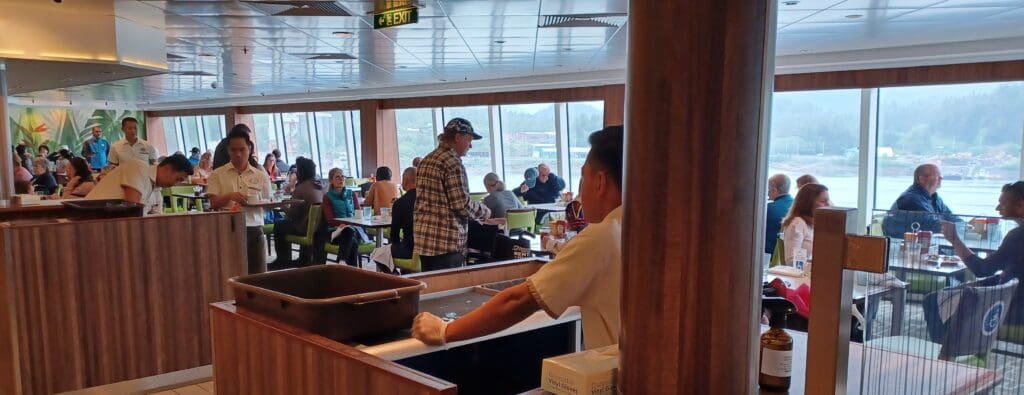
left=10, top=0, right=1024, bottom=109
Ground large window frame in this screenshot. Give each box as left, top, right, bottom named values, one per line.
left=252, top=111, right=361, bottom=178
left=161, top=115, right=226, bottom=155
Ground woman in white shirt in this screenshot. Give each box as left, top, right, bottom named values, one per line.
left=782, top=183, right=831, bottom=265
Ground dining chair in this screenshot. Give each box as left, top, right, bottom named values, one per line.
left=506, top=209, right=537, bottom=234
left=285, top=204, right=325, bottom=265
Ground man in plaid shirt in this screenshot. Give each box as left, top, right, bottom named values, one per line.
left=414, top=117, right=492, bottom=271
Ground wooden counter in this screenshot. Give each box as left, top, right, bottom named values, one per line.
left=0, top=199, right=68, bottom=221
left=0, top=211, right=246, bottom=394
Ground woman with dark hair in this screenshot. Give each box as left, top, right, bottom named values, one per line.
left=782, top=183, right=831, bottom=265
left=364, top=166, right=401, bottom=215
left=61, top=157, right=96, bottom=198
left=263, top=153, right=279, bottom=178
left=269, top=157, right=324, bottom=269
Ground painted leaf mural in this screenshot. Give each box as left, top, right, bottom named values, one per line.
left=7, top=105, right=145, bottom=155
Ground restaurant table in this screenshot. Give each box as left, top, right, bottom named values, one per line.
left=525, top=202, right=566, bottom=212
left=241, top=199, right=301, bottom=210
left=766, top=272, right=907, bottom=336
left=335, top=216, right=392, bottom=247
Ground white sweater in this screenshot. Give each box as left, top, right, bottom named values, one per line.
left=783, top=217, right=814, bottom=265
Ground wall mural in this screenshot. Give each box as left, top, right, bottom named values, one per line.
left=7, top=105, right=145, bottom=154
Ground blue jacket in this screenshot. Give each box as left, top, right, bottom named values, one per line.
left=882, top=184, right=960, bottom=238
left=765, top=194, right=793, bottom=253
left=515, top=173, right=566, bottom=204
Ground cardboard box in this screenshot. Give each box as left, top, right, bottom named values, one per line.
left=541, top=345, right=618, bottom=395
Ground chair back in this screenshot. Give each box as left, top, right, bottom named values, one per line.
left=303, top=204, right=323, bottom=239
left=394, top=253, right=421, bottom=273
left=505, top=209, right=537, bottom=234
left=769, top=235, right=785, bottom=267
left=939, top=277, right=1019, bottom=359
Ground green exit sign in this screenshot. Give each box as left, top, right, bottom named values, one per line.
left=374, top=6, right=418, bottom=29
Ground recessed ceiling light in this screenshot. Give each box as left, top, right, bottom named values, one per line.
left=332, top=31, right=354, bottom=38
left=845, top=14, right=863, bottom=19
left=494, top=40, right=506, bottom=44
left=782, top=0, right=800, bottom=5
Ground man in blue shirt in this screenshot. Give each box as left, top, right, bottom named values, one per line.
left=882, top=164, right=960, bottom=237
left=765, top=174, right=793, bottom=254
left=941, top=181, right=1024, bottom=324
left=188, top=147, right=201, bottom=166
left=81, top=126, right=110, bottom=171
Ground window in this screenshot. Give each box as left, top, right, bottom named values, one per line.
left=442, top=106, right=492, bottom=192
left=768, top=89, right=862, bottom=208
left=180, top=117, right=201, bottom=155
left=161, top=118, right=181, bottom=155
left=876, top=82, right=1024, bottom=217
left=352, top=113, right=362, bottom=177
left=280, top=113, right=314, bottom=171
left=314, top=111, right=360, bottom=177
left=253, top=113, right=281, bottom=161
left=566, top=101, right=605, bottom=193
left=395, top=108, right=436, bottom=171
left=201, top=115, right=225, bottom=153
left=499, top=103, right=557, bottom=188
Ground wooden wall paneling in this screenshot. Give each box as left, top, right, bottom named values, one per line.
left=774, top=59, right=1024, bottom=91
left=0, top=212, right=245, bottom=394
left=237, top=101, right=361, bottom=115
left=379, top=85, right=614, bottom=109
left=620, top=0, right=771, bottom=393
left=146, top=115, right=167, bottom=151
left=602, top=85, right=625, bottom=127
left=358, top=100, right=399, bottom=178
left=210, top=303, right=457, bottom=395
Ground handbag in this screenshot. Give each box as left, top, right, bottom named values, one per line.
left=492, top=232, right=533, bottom=261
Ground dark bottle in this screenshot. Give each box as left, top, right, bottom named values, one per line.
left=760, top=297, right=796, bottom=391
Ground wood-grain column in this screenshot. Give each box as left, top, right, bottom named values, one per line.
left=620, top=0, right=775, bottom=393
left=359, top=100, right=399, bottom=178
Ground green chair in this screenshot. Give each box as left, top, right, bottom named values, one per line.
left=170, top=185, right=197, bottom=212
left=160, top=188, right=186, bottom=213
left=285, top=204, right=324, bottom=265
left=469, top=192, right=488, bottom=202
left=998, top=323, right=1024, bottom=344
left=769, top=236, right=785, bottom=268
left=394, top=253, right=421, bottom=274
left=506, top=209, right=537, bottom=234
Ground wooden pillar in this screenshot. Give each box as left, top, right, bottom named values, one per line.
left=602, top=84, right=625, bottom=127
left=359, top=100, right=399, bottom=178
left=144, top=114, right=168, bottom=154
left=620, top=0, right=775, bottom=393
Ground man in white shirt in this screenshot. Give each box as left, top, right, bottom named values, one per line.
left=206, top=126, right=274, bottom=274
left=107, top=117, right=159, bottom=168
left=86, top=154, right=194, bottom=213
left=412, top=125, right=624, bottom=350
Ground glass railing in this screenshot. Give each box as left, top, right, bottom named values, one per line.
left=856, top=209, right=1022, bottom=394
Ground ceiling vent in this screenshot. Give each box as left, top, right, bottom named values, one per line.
left=172, top=71, right=218, bottom=77
left=241, top=1, right=354, bottom=16
left=295, top=53, right=358, bottom=60
left=539, top=13, right=627, bottom=28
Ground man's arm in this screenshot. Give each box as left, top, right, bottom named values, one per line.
left=444, top=165, right=490, bottom=220
left=121, top=185, right=143, bottom=203
left=413, top=283, right=540, bottom=345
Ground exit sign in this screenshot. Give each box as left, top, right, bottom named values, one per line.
left=374, top=6, right=418, bottom=29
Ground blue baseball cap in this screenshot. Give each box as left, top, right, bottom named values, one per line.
left=524, top=167, right=539, bottom=188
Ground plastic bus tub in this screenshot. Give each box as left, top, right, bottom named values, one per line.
left=229, top=265, right=426, bottom=343
left=61, top=199, right=145, bottom=219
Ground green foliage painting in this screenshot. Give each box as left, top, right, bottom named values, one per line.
left=8, top=105, right=145, bottom=154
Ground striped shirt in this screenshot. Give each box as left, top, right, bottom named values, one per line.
left=413, top=145, right=491, bottom=256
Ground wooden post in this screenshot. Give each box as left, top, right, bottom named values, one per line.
left=805, top=207, right=858, bottom=394
left=620, top=0, right=775, bottom=392
left=359, top=100, right=399, bottom=178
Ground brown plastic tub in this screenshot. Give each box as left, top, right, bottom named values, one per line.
left=229, top=265, right=426, bottom=343
left=61, top=199, right=145, bottom=219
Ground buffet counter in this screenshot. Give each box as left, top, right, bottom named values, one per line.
left=0, top=211, right=246, bottom=394
left=211, top=258, right=581, bottom=395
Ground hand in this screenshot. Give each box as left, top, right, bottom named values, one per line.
left=411, top=312, right=448, bottom=346
left=519, top=184, right=528, bottom=193
left=939, top=221, right=958, bottom=240
left=228, top=192, right=248, bottom=203
left=483, top=218, right=506, bottom=226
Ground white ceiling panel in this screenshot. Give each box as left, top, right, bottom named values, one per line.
left=13, top=0, right=1024, bottom=108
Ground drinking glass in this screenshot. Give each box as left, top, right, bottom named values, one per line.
left=362, top=207, right=373, bottom=220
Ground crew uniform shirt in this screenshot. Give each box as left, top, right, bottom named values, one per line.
left=85, top=161, right=158, bottom=211
left=526, top=206, right=622, bottom=350
left=413, top=146, right=491, bottom=256
left=206, top=163, right=273, bottom=227
left=108, top=138, right=159, bottom=167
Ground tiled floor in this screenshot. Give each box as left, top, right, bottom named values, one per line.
left=150, top=381, right=213, bottom=395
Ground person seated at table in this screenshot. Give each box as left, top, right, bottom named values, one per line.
left=412, top=156, right=422, bottom=168
left=482, top=172, right=522, bottom=218
left=796, top=174, right=818, bottom=189
left=263, top=153, right=280, bottom=179
left=54, top=148, right=73, bottom=184
left=323, top=168, right=356, bottom=226
left=412, top=125, right=623, bottom=350
left=36, top=144, right=52, bottom=168
left=283, top=165, right=298, bottom=194
left=208, top=128, right=274, bottom=274
left=59, top=157, right=96, bottom=198
left=765, top=174, right=793, bottom=254
left=882, top=164, right=962, bottom=238
left=268, top=157, right=324, bottom=269
left=364, top=166, right=401, bottom=215
left=272, top=149, right=288, bottom=175
left=30, top=157, right=58, bottom=195
left=188, top=147, right=201, bottom=166
left=13, top=155, right=32, bottom=184
left=194, top=152, right=214, bottom=182
left=782, top=183, right=831, bottom=265
left=515, top=163, right=565, bottom=204
left=86, top=154, right=194, bottom=212
left=940, top=181, right=1024, bottom=325
left=390, top=167, right=417, bottom=260
left=15, top=180, right=33, bottom=195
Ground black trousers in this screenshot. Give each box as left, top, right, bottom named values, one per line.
left=273, top=218, right=300, bottom=264
left=420, top=252, right=465, bottom=272
left=332, top=227, right=361, bottom=267
left=246, top=226, right=267, bottom=274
